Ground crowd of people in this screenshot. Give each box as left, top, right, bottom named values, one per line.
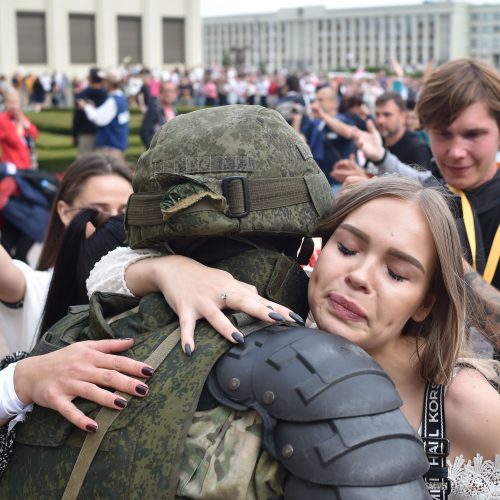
left=0, top=56, right=497, bottom=498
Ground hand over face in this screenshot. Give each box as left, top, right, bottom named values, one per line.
left=310, top=101, right=324, bottom=118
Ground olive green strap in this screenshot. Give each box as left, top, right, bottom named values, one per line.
left=127, top=177, right=311, bottom=226
left=62, top=317, right=267, bottom=500
left=62, top=327, right=181, bottom=500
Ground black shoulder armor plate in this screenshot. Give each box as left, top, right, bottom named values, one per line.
left=207, top=326, right=430, bottom=499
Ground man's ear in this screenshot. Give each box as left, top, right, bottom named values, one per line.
left=412, top=292, right=437, bottom=323
left=57, top=200, right=71, bottom=227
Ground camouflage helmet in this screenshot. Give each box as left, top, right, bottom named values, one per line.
left=126, top=105, right=334, bottom=248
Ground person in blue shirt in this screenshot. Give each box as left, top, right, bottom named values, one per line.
left=299, top=85, right=357, bottom=191
left=78, top=69, right=130, bottom=159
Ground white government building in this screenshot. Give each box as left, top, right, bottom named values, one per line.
left=1, top=0, right=499, bottom=77
left=203, top=0, right=500, bottom=72
left=0, top=0, right=202, bottom=77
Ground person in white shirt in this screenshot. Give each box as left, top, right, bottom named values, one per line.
left=0, top=154, right=133, bottom=353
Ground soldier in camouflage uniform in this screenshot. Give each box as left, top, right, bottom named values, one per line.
left=0, top=105, right=429, bottom=499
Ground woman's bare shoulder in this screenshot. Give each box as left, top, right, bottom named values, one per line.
left=445, top=367, right=500, bottom=461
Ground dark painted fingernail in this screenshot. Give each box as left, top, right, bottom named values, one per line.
left=86, top=424, right=98, bottom=433
left=141, top=366, right=154, bottom=377
left=136, top=384, right=148, bottom=396
left=269, top=311, right=286, bottom=322
left=184, top=344, right=192, bottom=357
left=231, top=331, right=245, bottom=344
left=266, top=305, right=274, bottom=310
left=289, top=312, right=305, bottom=326
left=114, top=397, right=127, bottom=409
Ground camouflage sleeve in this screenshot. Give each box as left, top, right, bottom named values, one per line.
left=177, top=406, right=283, bottom=500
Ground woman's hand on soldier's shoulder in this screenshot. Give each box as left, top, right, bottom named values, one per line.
left=124, top=255, right=306, bottom=355
left=13, top=339, right=154, bottom=432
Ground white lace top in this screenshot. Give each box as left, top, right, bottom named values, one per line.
left=449, top=454, right=500, bottom=499
left=86, top=246, right=161, bottom=298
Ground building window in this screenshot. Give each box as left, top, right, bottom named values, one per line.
left=163, top=18, right=185, bottom=63
left=16, top=12, right=47, bottom=64
left=69, top=14, right=96, bottom=63
left=118, top=16, right=142, bottom=64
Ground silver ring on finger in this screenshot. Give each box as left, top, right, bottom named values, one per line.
left=220, top=290, right=233, bottom=307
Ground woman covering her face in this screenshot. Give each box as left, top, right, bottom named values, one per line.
left=0, top=157, right=154, bottom=438
left=90, top=176, right=499, bottom=498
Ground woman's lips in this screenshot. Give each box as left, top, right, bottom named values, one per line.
left=328, top=293, right=367, bottom=321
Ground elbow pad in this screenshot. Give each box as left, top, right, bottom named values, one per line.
left=208, top=326, right=430, bottom=499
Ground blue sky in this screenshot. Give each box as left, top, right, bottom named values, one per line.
left=201, top=0, right=499, bottom=17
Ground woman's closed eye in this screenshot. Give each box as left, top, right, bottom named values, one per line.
left=337, top=242, right=357, bottom=256
left=338, top=241, right=409, bottom=282
left=387, top=267, right=407, bottom=283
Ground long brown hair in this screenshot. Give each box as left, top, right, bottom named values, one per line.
left=318, top=176, right=466, bottom=385
left=37, top=154, right=132, bottom=271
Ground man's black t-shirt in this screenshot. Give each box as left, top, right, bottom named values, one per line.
left=72, top=87, right=107, bottom=136
left=387, top=130, right=432, bottom=168
left=138, top=83, right=151, bottom=109
left=465, top=169, right=500, bottom=289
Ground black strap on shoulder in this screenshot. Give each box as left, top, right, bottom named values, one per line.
left=421, top=382, right=450, bottom=499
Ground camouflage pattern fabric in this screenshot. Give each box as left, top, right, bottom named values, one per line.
left=0, top=249, right=308, bottom=499
left=178, top=407, right=282, bottom=499
left=126, top=105, right=334, bottom=248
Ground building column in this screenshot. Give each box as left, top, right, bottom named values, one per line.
left=0, top=2, right=18, bottom=75
left=340, top=17, right=347, bottom=68
left=449, top=2, right=468, bottom=59
left=311, top=19, right=319, bottom=71
left=433, top=14, right=440, bottom=63
left=142, top=0, right=161, bottom=68
left=388, top=16, right=395, bottom=62
left=284, top=21, right=291, bottom=68
left=379, top=16, right=386, bottom=67
left=185, top=0, right=202, bottom=68
left=422, top=15, right=430, bottom=62
left=362, top=17, right=368, bottom=68
left=411, top=16, right=418, bottom=65
left=303, top=18, right=311, bottom=70
left=400, top=16, right=407, bottom=65
left=45, top=0, right=69, bottom=69
left=96, top=0, right=117, bottom=66
left=330, top=19, right=337, bottom=71
left=275, top=22, right=282, bottom=70
left=369, top=17, right=376, bottom=67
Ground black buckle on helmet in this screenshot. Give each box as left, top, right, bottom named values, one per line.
left=222, top=176, right=250, bottom=218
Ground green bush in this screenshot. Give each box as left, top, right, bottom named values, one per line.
left=27, top=106, right=205, bottom=173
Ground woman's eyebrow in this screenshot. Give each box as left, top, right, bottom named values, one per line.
left=387, top=249, right=425, bottom=273
left=338, top=223, right=425, bottom=273
left=338, top=223, right=369, bottom=243
left=88, top=203, right=110, bottom=209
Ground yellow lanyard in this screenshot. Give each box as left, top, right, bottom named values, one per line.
left=484, top=226, right=500, bottom=284
left=448, top=185, right=499, bottom=284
